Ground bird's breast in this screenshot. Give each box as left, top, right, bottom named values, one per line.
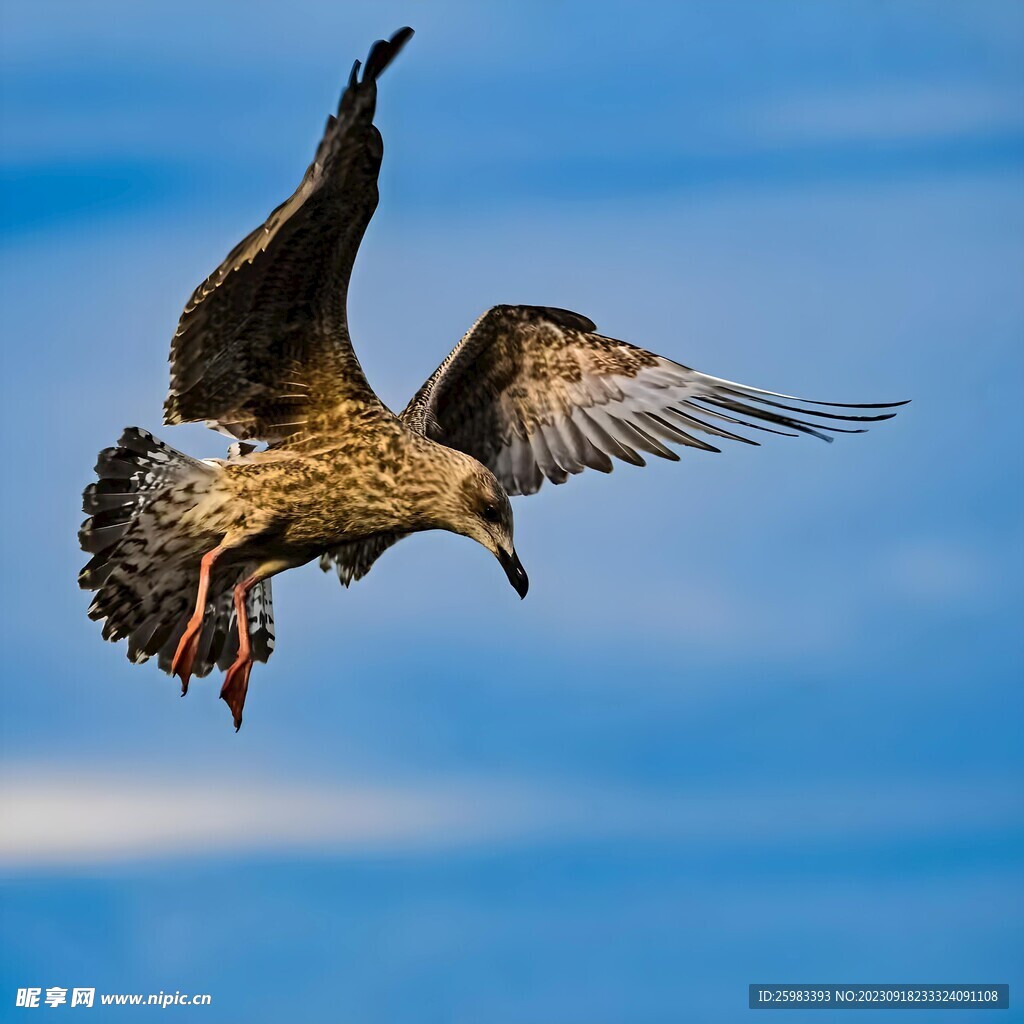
left=225, top=440, right=425, bottom=549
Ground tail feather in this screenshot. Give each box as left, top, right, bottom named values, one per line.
left=80, top=427, right=275, bottom=679
left=153, top=578, right=274, bottom=677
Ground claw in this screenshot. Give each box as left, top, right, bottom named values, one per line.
left=171, top=622, right=202, bottom=694
left=217, top=564, right=271, bottom=731
left=220, top=656, right=253, bottom=731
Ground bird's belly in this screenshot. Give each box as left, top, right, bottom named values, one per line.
left=227, top=446, right=411, bottom=550
left=273, top=499, right=384, bottom=551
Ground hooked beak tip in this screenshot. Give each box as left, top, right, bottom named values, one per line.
left=498, top=547, right=529, bottom=599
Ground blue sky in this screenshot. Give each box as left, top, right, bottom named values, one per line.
left=1, top=1, right=1022, bottom=1021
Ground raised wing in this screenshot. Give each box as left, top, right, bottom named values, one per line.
left=164, top=27, right=414, bottom=444
left=403, top=305, right=907, bottom=496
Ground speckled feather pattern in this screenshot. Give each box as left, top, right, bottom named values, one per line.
left=79, top=27, right=904, bottom=728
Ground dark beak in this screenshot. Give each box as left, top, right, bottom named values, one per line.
left=498, top=548, right=529, bottom=599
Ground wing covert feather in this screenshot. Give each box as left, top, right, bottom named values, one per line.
left=319, top=532, right=406, bottom=587
left=403, top=305, right=906, bottom=495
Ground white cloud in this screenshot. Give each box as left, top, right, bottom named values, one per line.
left=1, top=768, right=1018, bottom=871
left=0, top=774, right=534, bottom=869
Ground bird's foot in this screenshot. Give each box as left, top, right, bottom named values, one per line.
left=220, top=655, right=253, bottom=731
left=170, top=621, right=203, bottom=695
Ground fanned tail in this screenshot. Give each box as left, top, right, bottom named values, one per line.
left=79, top=428, right=274, bottom=679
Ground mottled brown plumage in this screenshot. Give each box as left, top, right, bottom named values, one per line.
left=79, top=27, right=905, bottom=729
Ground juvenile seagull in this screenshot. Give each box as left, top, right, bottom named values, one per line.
left=79, top=27, right=905, bottom=729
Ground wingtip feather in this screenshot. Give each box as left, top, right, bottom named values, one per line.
left=365, top=26, right=414, bottom=81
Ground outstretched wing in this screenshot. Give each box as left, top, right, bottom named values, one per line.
left=403, top=305, right=907, bottom=496
left=164, top=27, right=414, bottom=444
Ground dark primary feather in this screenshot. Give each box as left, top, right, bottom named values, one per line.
left=403, top=304, right=907, bottom=495
left=164, top=27, right=414, bottom=445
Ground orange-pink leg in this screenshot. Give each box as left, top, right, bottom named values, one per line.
left=171, top=544, right=227, bottom=694
left=220, top=571, right=263, bottom=731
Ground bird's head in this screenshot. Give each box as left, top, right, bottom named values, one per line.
left=436, top=454, right=528, bottom=599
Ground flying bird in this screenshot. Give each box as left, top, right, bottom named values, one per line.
left=79, top=27, right=905, bottom=729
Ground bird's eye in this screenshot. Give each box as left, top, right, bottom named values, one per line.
left=482, top=504, right=500, bottom=524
